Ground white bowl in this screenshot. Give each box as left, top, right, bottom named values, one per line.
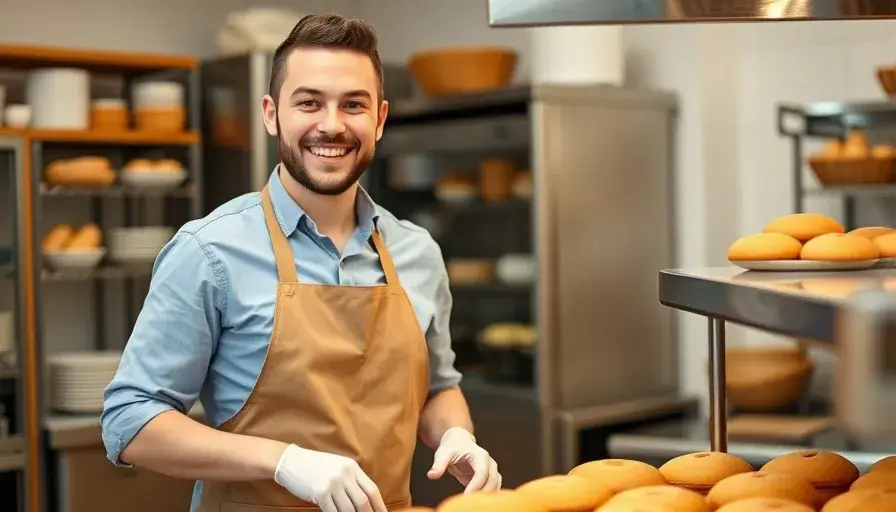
left=120, top=169, right=187, bottom=191
left=4, top=104, right=32, bottom=129
left=44, top=249, right=106, bottom=272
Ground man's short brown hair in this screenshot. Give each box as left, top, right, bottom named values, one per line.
left=269, top=13, right=384, bottom=103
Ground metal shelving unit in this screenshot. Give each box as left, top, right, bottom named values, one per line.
left=0, top=44, right=202, bottom=512
left=653, top=266, right=896, bottom=460
left=778, top=100, right=896, bottom=230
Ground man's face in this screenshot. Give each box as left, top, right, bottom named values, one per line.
left=262, top=47, right=388, bottom=196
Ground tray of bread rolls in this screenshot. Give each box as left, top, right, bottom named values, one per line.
left=807, top=130, right=896, bottom=186
left=425, top=451, right=895, bottom=512
left=727, top=213, right=895, bottom=272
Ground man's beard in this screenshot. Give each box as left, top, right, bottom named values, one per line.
left=276, top=117, right=374, bottom=196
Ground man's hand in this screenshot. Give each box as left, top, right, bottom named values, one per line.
left=274, top=444, right=388, bottom=512
left=426, top=428, right=501, bottom=493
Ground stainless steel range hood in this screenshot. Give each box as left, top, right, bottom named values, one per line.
left=488, top=0, right=896, bottom=27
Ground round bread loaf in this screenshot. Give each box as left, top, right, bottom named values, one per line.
left=707, top=471, right=816, bottom=509
left=869, top=456, right=896, bottom=474
left=659, top=452, right=753, bottom=493
left=763, top=213, right=845, bottom=241
left=515, top=475, right=612, bottom=511
left=599, top=485, right=710, bottom=512
left=873, top=233, right=896, bottom=258
left=762, top=451, right=859, bottom=506
left=569, top=459, right=666, bottom=493
left=800, top=233, right=880, bottom=261
left=437, top=491, right=546, bottom=512
left=822, top=488, right=896, bottom=512
left=728, top=233, right=802, bottom=261
left=716, top=498, right=814, bottom=512
left=850, top=472, right=896, bottom=491
left=848, top=226, right=895, bottom=239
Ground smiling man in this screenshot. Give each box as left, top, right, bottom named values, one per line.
left=100, top=13, right=501, bottom=512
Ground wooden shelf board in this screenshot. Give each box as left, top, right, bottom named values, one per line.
left=0, top=44, right=197, bottom=72
left=0, top=128, right=200, bottom=146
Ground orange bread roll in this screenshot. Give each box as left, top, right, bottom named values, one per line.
left=800, top=233, right=879, bottom=261
left=515, top=475, right=612, bottom=511
left=716, top=498, right=813, bottom=512
left=659, top=452, right=753, bottom=494
left=437, top=491, right=546, bottom=512
left=569, top=459, right=666, bottom=493
left=873, top=233, right=896, bottom=258
left=599, top=485, right=710, bottom=512
left=728, top=233, right=802, bottom=261
left=762, top=450, right=859, bottom=506
left=822, top=488, right=896, bottom=512
left=848, top=226, right=895, bottom=240
left=763, top=213, right=845, bottom=241
left=66, top=223, right=103, bottom=250
left=707, top=471, right=816, bottom=509
left=869, top=456, right=896, bottom=474
left=850, top=472, right=896, bottom=491
left=42, top=224, right=75, bottom=252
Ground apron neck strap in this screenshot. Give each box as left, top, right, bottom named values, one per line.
left=370, top=230, right=400, bottom=286
left=261, top=186, right=300, bottom=283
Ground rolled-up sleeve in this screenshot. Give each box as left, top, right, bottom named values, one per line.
left=101, top=231, right=226, bottom=465
left=423, top=240, right=463, bottom=395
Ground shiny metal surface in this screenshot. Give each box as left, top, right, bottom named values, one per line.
left=659, top=266, right=896, bottom=343
left=489, top=0, right=896, bottom=26
left=535, top=85, right=679, bottom=411
left=608, top=417, right=895, bottom=472
left=837, top=289, right=896, bottom=439
left=708, top=319, right=728, bottom=452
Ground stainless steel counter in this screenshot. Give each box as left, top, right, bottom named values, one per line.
left=660, top=265, right=896, bottom=344
left=608, top=416, right=895, bottom=473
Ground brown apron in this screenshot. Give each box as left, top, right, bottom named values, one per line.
left=199, top=187, right=430, bottom=512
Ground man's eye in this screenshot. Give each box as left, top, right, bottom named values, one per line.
left=345, top=101, right=365, bottom=109
left=296, top=100, right=318, bottom=108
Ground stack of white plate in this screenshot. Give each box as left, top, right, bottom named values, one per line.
left=48, top=351, right=121, bottom=414
left=108, top=227, right=174, bottom=266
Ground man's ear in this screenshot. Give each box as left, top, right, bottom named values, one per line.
left=261, top=95, right=278, bottom=136
left=375, top=100, right=389, bottom=141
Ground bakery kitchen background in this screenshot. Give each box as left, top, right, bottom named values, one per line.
left=0, top=1, right=896, bottom=512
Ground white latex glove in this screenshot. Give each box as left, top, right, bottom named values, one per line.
left=426, top=427, right=502, bottom=493
left=274, top=444, right=388, bottom=512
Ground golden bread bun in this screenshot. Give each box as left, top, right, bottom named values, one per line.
left=843, top=130, right=870, bottom=157
left=763, top=213, right=845, bottom=241
left=154, top=159, right=183, bottom=173
left=707, top=471, right=816, bottom=508
left=800, top=233, right=879, bottom=261
left=727, top=233, right=802, bottom=261
left=568, top=459, right=666, bottom=493
left=848, top=226, right=895, bottom=240
left=821, top=139, right=843, bottom=158
left=437, top=491, right=546, bottom=512
left=659, top=452, right=753, bottom=493
left=872, top=145, right=896, bottom=158
left=42, top=224, right=75, bottom=252
left=599, top=485, right=710, bottom=512
left=762, top=451, right=859, bottom=506
left=850, top=472, right=896, bottom=491
left=716, top=498, right=814, bottom=512
left=822, top=488, right=896, bottom=512
left=515, top=475, right=612, bottom=511
left=66, top=223, right=103, bottom=250
left=873, top=233, right=896, bottom=258
left=124, top=159, right=154, bottom=172
left=870, top=456, right=896, bottom=474
left=399, top=509, right=434, bottom=512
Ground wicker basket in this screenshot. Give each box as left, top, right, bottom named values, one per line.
left=408, top=46, right=517, bottom=97
left=808, top=155, right=895, bottom=185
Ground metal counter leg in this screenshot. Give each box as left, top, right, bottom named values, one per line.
left=707, top=318, right=728, bottom=452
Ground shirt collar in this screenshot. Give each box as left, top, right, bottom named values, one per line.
left=266, top=167, right=380, bottom=238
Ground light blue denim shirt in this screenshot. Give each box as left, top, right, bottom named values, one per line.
left=101, top=169, right=462, bottom=509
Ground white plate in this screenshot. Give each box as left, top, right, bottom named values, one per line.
left=730, top=259, right=879, bottom=271
left=873, top=258, right=896, bottom=268
left=43, top=249, right=106, bottom=272
left=120, top=170, right=186, bottom=190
